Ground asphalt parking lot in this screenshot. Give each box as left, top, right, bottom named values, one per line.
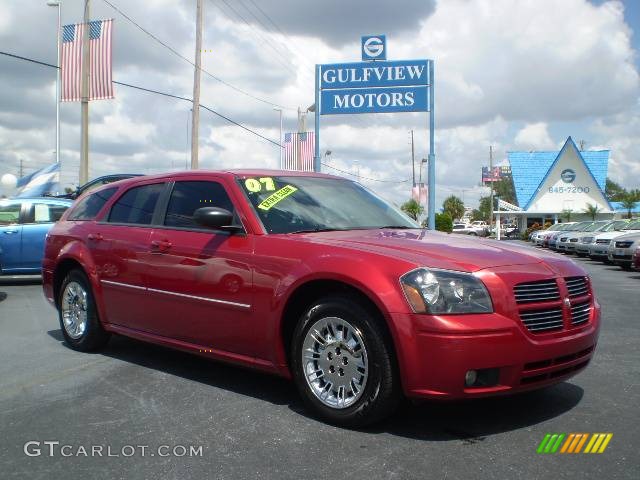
left=0, top=243, right=638, bottom=479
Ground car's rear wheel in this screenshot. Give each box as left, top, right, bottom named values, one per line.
left=290, top=295, right=400, bottom=427
left=58, top=269, right=110, bottom=351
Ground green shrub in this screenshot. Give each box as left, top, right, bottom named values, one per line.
left=435, top=213, right=453, bottom=233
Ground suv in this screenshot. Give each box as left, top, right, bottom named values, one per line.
left=42, top=170, right=600, bottom=426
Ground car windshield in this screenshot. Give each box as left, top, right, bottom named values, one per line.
left=237, top=175, right=418, bottom=234
left=623, top=220, right=640, bottom=230
left=599, top=221, right=625, bottom=232
left=568, top=222, right=591, bottom=231
left=584, top=221, right=608, bottom=232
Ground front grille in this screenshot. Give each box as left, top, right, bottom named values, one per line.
left=514, top=280, right=560, bottom=304
left=560, top=237, right=568, bottom=242
left=615, top=241, right=634, bottom=248
left=519, top=308, right=564, bottom=333
left=595, top=239, right=611, bottom=245
left=569, top=238, right=579, bottom=243
left=520, top=346, right=594, bottom=385
left=571, top=301, right=591, bottom=325
left=565, top=276, right=589, bottom=297
left=582, top=236, right=594, bottom=243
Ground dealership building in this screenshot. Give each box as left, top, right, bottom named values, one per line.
left=496, top=137, right=614, bottom=229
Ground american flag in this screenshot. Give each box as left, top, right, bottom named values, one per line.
left=61, top=19, right=114, bottom=102
left=283, top=132, right=315, bottom=171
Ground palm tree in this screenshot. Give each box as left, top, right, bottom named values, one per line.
left=620, top=192, right=638, bottom=219
left=442, top=195, right=465, bottom=221
left=583, top=203, right=600, bottom=220
left=562, top=209, right=573, bottom=222
left=401, top=199, right=424, bottom=221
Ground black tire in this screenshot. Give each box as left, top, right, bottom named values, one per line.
left=576, top=252, right=586, bottom=258
left=290, top=295, right=400, bottom=427
left=58, top=269, right=110, bottom=351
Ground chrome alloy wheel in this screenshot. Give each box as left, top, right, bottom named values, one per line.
left=302, top=316, right=368, bottom=409
left=61, top=281, right=88, bottom=339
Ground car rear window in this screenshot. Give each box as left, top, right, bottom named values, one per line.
left=68, top=187, right=118, bottom=221
left=108, top=183, right=164, bottom=225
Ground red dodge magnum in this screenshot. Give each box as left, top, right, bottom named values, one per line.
left=42, top=170, right=600, bottom=426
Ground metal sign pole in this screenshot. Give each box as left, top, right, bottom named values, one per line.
left=428, top=60, right=435, bottom=230
left=314, top=65, right=321, bottom=172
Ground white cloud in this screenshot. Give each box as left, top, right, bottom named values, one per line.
left=514, top=123, right=555, bottom=150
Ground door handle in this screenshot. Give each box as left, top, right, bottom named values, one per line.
left=151, top=240, right=172, bottom=252
left=3, top=230, right=18, bottom=234
left=87, top=233, right=103, bottom=241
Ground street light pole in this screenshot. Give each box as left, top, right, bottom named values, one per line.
left=273, top=107, right=283, bottom=169
left=47, top=0, right=61, bottom=165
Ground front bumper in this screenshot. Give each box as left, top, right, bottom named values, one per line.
left=392, top=304, right=600, bottom=399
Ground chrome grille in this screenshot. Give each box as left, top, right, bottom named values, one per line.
left=565, top=276, right=589, bottom=297
left=519, top=308, right=564, bottom=333
left=571, top=302, right=591, bottom=326
left=595, top=239, right=610, bottom=245
left=514, top=280, right=560, bottom=304
left=560, top=236, right=568, bottom=242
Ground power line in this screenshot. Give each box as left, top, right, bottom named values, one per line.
left=100, top=0, right=294, bottom=110
left=0, top=50, right=281, bottom=148
left=321, top=162, right=410, bottom=183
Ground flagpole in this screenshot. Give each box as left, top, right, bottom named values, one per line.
left=191, top=0, right=203, bottom=170
left=47, top=1, right=62, bottom=165
left=79, top=0, right=90, bottom=184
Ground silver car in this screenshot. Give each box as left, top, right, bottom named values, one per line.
left=608, top=231, right=640, bottom=270
left=557, top=221, right=594, bottom=253
left=589, top=220, right=640, bottom=261
left=548, top=223, right=575, bottom=250
left=573, top=220, right=624, bottom=256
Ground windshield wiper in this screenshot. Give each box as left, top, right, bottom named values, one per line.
left=288, top=227, right=346, bottom=234
left=377, top=225, right=413, bottom=229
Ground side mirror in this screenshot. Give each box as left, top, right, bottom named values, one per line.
left=193, top=207, right=242, bottom=233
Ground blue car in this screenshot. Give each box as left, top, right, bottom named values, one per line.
left=0, top=197, right=72, bottom=274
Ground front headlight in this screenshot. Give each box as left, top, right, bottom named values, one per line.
left=400, top=268, right=493, bottom=314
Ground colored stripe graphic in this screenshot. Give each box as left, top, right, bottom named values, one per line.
left=539, top=433, right=612, bottom=454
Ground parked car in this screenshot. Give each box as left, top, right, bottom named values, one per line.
left=532, top=223, right=565, bottom=246
left=451, top=222, right=487, bottom=236
left=546, top=223, right=576, bottom=250
left=632, top=246, right=640, bottom=271
left=56, top=174, right=142, bottom=200
left=42, top=170, right=600, bottom=427
left=0, top=197, right=72, bottom=274
left=575, top=220, right=629, bottom=257
left=607, top=231, right=640, bottom=270
left=588, top=220, right=640, bottom=262
left=563, top=220, right=611, bottom=257
left=556, top=221, right=594, bottom=253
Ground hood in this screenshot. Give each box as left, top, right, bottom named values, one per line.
left=292, top=229, right=577, bottom=273
left=595, top=229, right=640, bottom=240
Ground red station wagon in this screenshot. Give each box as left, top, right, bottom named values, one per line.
left=42, top=170, right=601, bottom=426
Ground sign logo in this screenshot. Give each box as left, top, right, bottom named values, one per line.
left=561, top=168, right=576, bottom=183
left=362, top=35, right=386, bottom=61
left=563, top=297, right=571, bottom=308
left=536, top=433, right=613, bottom=454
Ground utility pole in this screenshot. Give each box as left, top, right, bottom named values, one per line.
left=274, top=107, right=283, bottom=168
left=79, top=0, right=90, bottom=184
left=296, top=107, right=304, bottom=170
left=190, top=0, right=203, bottom=169
left=410, top=130, right=415, bottom=188
left=579, top=139, right=586, bottom=151
left=47, top=0, right=61, bottom=165
left=489, top=145, right=494, bottom=230
left=19, top=159, right=24, bottom=178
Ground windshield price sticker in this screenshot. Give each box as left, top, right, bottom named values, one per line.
left=245, top=177, right=276, bottom=193
left=257, top=185, right=298, bottom=211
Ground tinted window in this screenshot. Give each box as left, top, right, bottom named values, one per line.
left=109, top=183, right=164, bottom=225
left=0, top=203, right=21, bottom=225
left=68, top=188, right=117, bottom=221
left=164, top=181, right=234, bottom=228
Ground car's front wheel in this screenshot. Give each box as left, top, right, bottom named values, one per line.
left=291, top=295, right=400, bottom=427
left=58, top=269, right=110, bottom=351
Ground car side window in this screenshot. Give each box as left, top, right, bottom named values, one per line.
left=0, top=204, right=21, bottom=225
left=108, top=183, right=164, bottom=225
left=68, top=188, right=118, bottom=221
left=164, top=181, right=235, bottom=228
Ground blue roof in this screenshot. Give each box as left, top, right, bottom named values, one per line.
left=610, top=201, right=640, bottom=213
left=508, top=137, right=609, bottom=208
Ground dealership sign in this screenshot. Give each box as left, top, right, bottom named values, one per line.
left=313, top=36, right=436, bottom=228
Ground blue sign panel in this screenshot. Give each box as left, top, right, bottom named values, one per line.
left=320, top=60, right=429, bottom=90
left=321, top=86, right=429, bottom=115
left=361, top=35, right=386, bottom=61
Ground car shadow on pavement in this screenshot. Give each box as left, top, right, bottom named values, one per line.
left=46, top=328, right=584, bottom=440
left=0, top=292, right=7, bottom=302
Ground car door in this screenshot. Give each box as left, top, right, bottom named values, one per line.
left=144, top=179, right=256, bottom=355
left=89, top=181, right=165, bottom=328
left=0, top=201, right=23, bottom=272
left=20, top=202, right=71, bottom=271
